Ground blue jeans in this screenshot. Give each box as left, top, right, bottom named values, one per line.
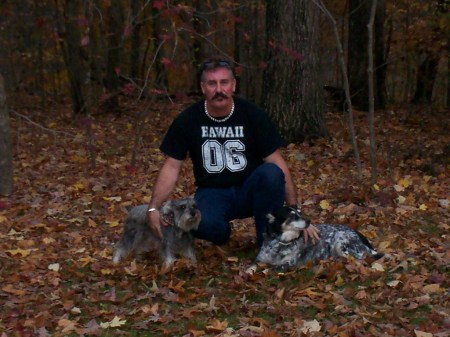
left=193, top=163, right=285, bottom=247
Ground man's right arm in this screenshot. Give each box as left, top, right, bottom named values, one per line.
left=148, top=157, right=183, bottom=238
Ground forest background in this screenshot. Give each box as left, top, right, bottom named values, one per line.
left=0, top=0, right=448, bottom=336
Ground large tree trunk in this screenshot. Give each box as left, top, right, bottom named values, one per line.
left=129, top=0, right=142, bottom=81
left=374, top=0, right=386, bottom=108
left=191, top=0, right=216, bottom=91
left=348, top=0, right=386, bottom=110
left=152, top=4, right=169, bottom=90
left=0, top=74, right=13, bottom=196
left=263, top=0, right=328, bottom=143
left=103, top=0, right=124, bottom=112
left=235, top=2, right=265, bottom=103
left=412, top=52, right=439, bottom=104
left=61, top=0, right=86, bottom=115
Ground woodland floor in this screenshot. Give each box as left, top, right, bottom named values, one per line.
left=0, top=95, right=449, bottom=337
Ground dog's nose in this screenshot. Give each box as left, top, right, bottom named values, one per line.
left=190, top=210, right=197, bottom=217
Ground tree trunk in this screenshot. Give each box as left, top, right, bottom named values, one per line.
left=348, top=0, right=385, bottom=110
left=0, top=74, right=13, bottom=196
left=129, top=0, right=141, bottom=81
left=61, top=0, right=86, bottom=115
left=103, top=0, right=124, bottom=112
left=374, top=0, right=386, bottom=108
left=152, top=4, right=169, bottom=90
left=235, top=2, right=265, bottom=103
left=263, top=0, right=328, bottom=143
left=191, top=0, right=216, bottom=91
left=412, top=52, right=439, bottom=104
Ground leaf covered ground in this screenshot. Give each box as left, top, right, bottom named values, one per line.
left=0, top=96, right=449, bottom=337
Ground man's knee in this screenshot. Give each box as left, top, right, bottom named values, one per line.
left=193, top=220, right=231, bottom=245
left=257, top=163, right=285, bottom=188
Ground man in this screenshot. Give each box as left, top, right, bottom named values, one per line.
left=147, top=57, right=319, bottom=247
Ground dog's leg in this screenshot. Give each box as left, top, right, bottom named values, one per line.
left=112, top=226, right=139, bottom=264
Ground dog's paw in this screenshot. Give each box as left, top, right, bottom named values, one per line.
left=112, top=248, right=125, bottom=264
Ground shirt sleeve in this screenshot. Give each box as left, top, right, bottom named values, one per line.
left=159, top=116, right=189, bottom=160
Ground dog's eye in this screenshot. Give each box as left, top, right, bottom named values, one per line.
left=180, top=205, right=186, bottom=210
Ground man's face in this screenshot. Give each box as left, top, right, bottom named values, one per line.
left=200, top=67, right=236, bottom=110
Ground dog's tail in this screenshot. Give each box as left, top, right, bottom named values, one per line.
left=355, top=231, right=384, bottom=260
left=371, top=252, right=384, bottom=260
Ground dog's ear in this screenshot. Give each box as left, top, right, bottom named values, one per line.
left=266, top=213, right=276, bottom=224
left=160, top=200, right=173, bottom=216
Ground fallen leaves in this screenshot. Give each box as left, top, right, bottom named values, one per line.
left=1, top=100, right=448, bottom=336
left=99, top=316, right=127, bottom=329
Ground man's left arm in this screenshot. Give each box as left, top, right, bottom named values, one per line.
left=264, top=150, right=320, bottom=243
left=264, top=149, right=297, bottom=205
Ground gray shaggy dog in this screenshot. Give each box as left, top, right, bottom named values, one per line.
left=112, top=197, right=201, bottom=269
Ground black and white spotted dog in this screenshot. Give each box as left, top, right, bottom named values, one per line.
left=112, top=197, right=201, bottom=269
left=256, top=206, right=383, bottom=268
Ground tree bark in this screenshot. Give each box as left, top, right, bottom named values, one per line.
left=129, top=0, right=142, bottom=81
left=61, top=0, right=86, bottom=115
left=412, top=52, right=439, bottom=104
left=348, top=0, right=386, bottom=110
left=263, top=0, right=328, bottom=143
left=103, top=0, right=124, bottom=112
left=0, top=74, right=13, bottom=196
left=235, top=2, right=265, bottom=103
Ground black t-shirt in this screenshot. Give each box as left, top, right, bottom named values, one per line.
left=160, top=96, right=285, bottom=188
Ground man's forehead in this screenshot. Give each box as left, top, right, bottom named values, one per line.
left=202, top=67, right=234, bottom=81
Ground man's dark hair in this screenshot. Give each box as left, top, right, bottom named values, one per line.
left=199, top=56, right=234, bottom=82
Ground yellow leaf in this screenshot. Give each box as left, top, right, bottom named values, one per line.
left=103, top=196, right=122, bottom=202
left=72, top=182, right=85, bottom=191
left=206, top=319, right=228, bottom=333
left=58, top=318, right=77, bottom=333
left=414, top=330, right=433, bottom=337
left=419, top=204, right=427, bottom=211
left=422, top=284, right=442, bottom=294
left=319, top=200, right=330, bottom=210
left=0, top=215, right=7, bottom=223
left=101, top=268, right=113, bottom=275
left=79, top=256, right=94, bottom=266
left=100, top=316, right=126, bottom=329
left=334, top=275, right=345, bottom=286
left=307, top=160, right=315, bottom=167
left=7, top=248, right=32, bottom=257
left=399, top=178, right=410, bottom=188
left=373, top=184, right=380, bottom=191
left=108, top=220, right=120, bottom=228
left=43, top=237, right=55, bottom=244
left=371, top=262, right=385, bottom=272
left=33, top=223, right=50, bottom=230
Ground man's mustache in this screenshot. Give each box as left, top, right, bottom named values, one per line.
left=213, top=92, right=228, bottom=100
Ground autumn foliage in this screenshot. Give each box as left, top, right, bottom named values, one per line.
left=0, top=96, right=449, bottom=336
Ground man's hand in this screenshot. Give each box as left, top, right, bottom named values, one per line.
left=148, top=210, right=164, bottom=239
left=303, top=224, right=320, bottom=244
